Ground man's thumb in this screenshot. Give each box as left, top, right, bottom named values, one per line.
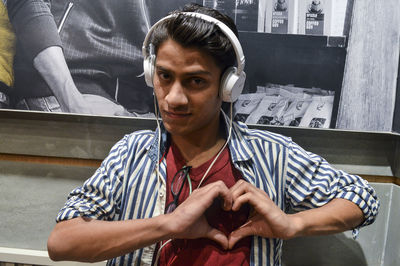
left=228, top=224, right=253, bottom=249
left=206, top=228, right=229, bottom=250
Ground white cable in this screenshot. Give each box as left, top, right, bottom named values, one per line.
left=154, top=95, right=161, bottom=180
left=197, top=104, right=233, bottom=188
left=154, top=239, right=172, bottom=265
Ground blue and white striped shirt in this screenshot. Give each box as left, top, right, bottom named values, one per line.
left=56, top=114, right=379, bottom=265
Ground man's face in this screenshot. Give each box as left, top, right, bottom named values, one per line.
left=153, top=39, right=223, bottom=138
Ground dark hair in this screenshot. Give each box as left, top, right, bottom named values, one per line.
left=149, top=3, right=238, bottom=73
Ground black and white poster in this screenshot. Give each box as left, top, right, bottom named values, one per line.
left=2, top=0, right=200, bottom=117
left=1, top=0, right=375, bottom=131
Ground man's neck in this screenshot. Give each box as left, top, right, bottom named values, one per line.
left=171, top=126, right=226, bottom=169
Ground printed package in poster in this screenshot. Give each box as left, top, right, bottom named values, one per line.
left=264, top=0, right=298, bottom=34
left=233, top=93, right=266, bottom=123
left=245, top=95, right=290, bottom=125
left=297, top=0, right=333, bottom=35
left=234, top=84, right=335, bottom=128
left=299, top=95, right=334, bottom=128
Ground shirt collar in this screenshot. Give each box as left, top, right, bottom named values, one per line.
left=147, top=111, right=255, bottom=163
left=147, top=122, right=169, bottom=164
left=221, top=111, right=254, bottom=162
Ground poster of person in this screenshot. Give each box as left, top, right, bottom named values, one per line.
left=1, top=0, right=350, bottom=130
left=2, top=0, right=201, bottom=117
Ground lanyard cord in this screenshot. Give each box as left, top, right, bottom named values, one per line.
left=186, top=170, right=193, bottom=194
left=196, top=103, right=233, bottom=189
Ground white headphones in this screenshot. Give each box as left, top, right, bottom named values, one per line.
left=142, top=12, right=246, bottom=102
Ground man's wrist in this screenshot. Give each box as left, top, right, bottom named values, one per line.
left=286, top=214, right=306, bottom=239
left=157, top=213, right=179, bottom=240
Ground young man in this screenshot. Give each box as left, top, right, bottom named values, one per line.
left=47, top=4, right=379, bottom=265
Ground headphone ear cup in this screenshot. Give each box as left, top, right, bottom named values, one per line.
left=220, top=67, right=246, bottom=102
left=143, top=54, right=156, bottom=88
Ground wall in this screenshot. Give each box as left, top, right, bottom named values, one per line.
left=1, top=164, right=398, bottom=266
left=282, top=183, right=400, bottom=266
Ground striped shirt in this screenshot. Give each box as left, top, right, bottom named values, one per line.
left=56, top=113, right=379, bottom=265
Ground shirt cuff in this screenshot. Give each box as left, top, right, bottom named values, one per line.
left=56, top=198, right=104, bottom=222
left=336, top=188, right=379, bottom=227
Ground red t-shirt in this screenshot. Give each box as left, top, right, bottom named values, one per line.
left=158, top=141, right=251, bottom=266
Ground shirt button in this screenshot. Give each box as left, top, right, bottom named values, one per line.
left=160, top=192, right=164, bottom=198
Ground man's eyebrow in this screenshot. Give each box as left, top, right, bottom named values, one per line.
left=155, top=65, right=169, bottom=72
left=185, top=70, right=213, bottom=76
left=155, top=65, right=212, bottom=76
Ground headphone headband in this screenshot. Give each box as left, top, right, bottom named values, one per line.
left=142, top=12, right=245, bottom=74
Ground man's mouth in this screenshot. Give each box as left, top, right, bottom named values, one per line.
left=164, top=110, right=191, bottom=119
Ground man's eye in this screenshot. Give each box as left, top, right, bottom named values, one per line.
left=191, top=78, right=205, bottom=86
left=158, top=72, right=170, bottom=80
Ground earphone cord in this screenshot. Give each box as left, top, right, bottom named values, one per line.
left=197, top=103, right=233, bottom=189
left=153, top=103, right=234, bottom=264
left=154, top=94, right=162, bottom=196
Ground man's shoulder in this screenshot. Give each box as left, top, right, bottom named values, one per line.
left=121, top=129, right=156, bottom=148
left=126, top=129, right=156, bottom=139
left=234, top=121, right=293, bottom=148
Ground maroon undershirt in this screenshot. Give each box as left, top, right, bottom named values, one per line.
left=158, top=141, right=251, bottom=266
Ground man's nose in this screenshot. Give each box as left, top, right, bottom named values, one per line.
left=165, top=81, right=188, bottom=107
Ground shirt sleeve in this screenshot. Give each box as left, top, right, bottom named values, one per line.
left=56, top=135, right=130, bottom=222
left=284, top=140, right=380, bottom=227
left=5, top=0, right=62, bottom=62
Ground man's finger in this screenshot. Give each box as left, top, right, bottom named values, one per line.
left=230, top=180, right=260, bottom=202
left=203, top=181, right=233, bottom=211
left=231, top=193, right=254, bottom=211
left=229, top=179, right=249, bottom=197
left=228, top=222, right=253, bottom=249
left=206, top=227, right=229, bottom=250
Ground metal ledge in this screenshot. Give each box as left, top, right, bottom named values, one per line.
left=0, top=109, right=399, bottom=177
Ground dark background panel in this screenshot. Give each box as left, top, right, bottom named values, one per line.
left=238, top=32, right=347, bottom=127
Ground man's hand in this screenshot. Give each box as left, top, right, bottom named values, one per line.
left=168, top=180, right=233, bottom=250
left=228, top=180, right=299, bottom=249
left=82, top=94, right=135, bottom=116
left=227, top=180, right=365, bottom=249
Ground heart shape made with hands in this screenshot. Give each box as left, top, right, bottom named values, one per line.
left=173, top=180, right=291, bottom=250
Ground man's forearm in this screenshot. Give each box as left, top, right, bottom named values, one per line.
left=289, top=198, right=365, bottom=238
left=47, top=215, right=174, bottom=262
left=48, top=181, right=233, bottom=262
left=34, top=46, right=132, bottom=115
left=33, top=46, right=89, bottom=113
